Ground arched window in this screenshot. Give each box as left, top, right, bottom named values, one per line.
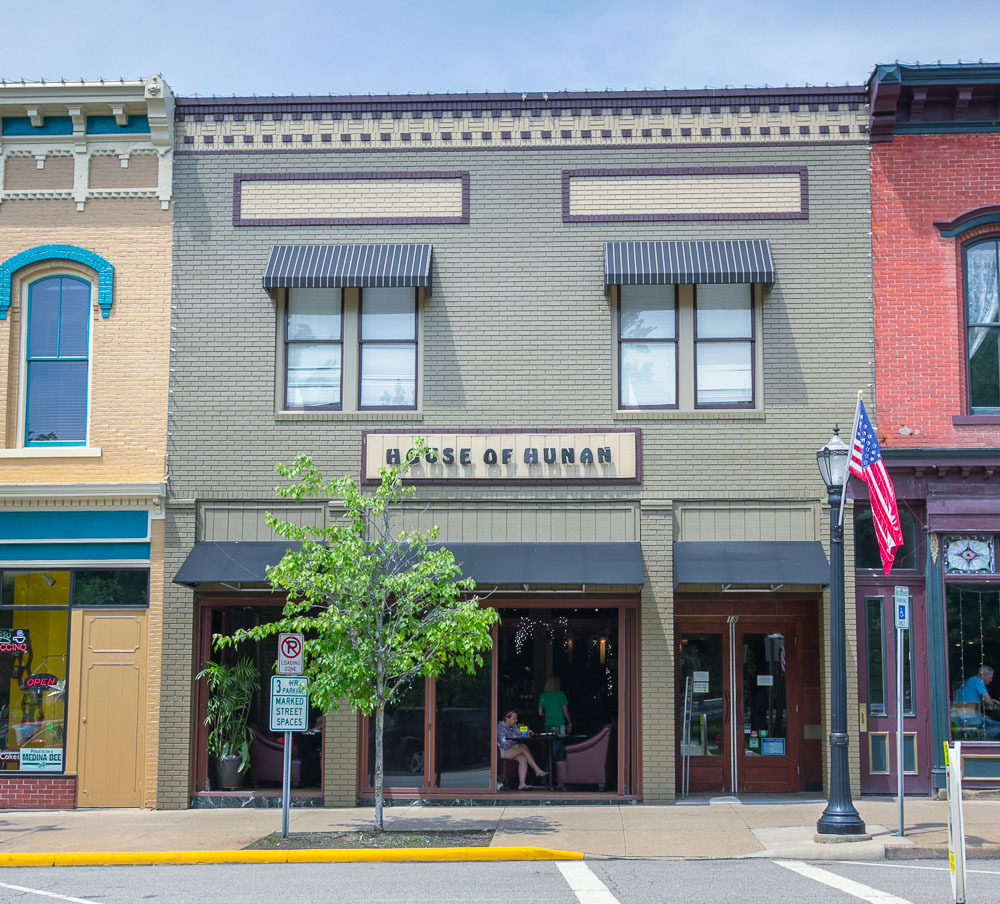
left=855, top=507, right=918, bottom=571
left=25, top=275, right=91, bottom=445
left=965, top=238, right=1000, bottom=414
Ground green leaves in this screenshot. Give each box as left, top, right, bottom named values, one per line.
left=196, top=657, right=259, bottom=771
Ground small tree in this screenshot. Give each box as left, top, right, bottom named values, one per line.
left=218, top=440, right=498, bottom=831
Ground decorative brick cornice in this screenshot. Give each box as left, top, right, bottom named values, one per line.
left=174, top=86, right=867, bottom=153
left=0, top=244, right=114, bottom=319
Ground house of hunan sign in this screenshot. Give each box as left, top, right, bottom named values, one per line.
left=362, top=431, right=640, bottom=483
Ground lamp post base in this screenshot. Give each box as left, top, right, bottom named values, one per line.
left=816, top=808, right=868, bottom=836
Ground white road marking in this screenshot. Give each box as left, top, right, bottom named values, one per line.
left=556, top=861, right=620, bottom=904
left=0, top=881, right=104, bottom=904
left=834, top=859, right=1000, bottom=876
left=774, top=859, right=914, bottom=904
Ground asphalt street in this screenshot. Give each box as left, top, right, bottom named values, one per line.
left=0, top=858, right=997, bottom=904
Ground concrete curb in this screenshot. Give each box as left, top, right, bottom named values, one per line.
left=885, top=844, right=1000, bottom=861
left=0, top=847, right=584, bottom=868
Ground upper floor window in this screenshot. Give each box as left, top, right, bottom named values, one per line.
left=965, top=238, right=1000, bottom=414
left=617, top=283, right=758, bottom=410
left=359, top=288, right=417, bottom=409
left=283, top=286, right=418, bottom=412
left=25, top=276, right=90, bottom=445
left=855, top=506, right=919, bottom=571
left=285, top=289, right=344, bottom=410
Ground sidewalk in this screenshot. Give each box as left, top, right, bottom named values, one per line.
left=0, top=796, right=997, bottom=864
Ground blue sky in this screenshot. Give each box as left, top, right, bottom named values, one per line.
left=2, top=0, right=1000, bottom=97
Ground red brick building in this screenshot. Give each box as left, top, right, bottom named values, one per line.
left=864, top=63, right=1000, bottom=793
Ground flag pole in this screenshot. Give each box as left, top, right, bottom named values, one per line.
left=838, top=391, right=863, bottom=528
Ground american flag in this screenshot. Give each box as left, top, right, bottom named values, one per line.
left=848, top=400, right=903, bottom=575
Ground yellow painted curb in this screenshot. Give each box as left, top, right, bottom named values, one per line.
left=0, top=847, right=584, bottom=868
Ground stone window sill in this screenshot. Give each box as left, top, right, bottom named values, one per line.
left=275, top=411, right=423, bottom=423
left=952, top=415, right=1000, bottom=425
left=0, top=446, right=102, bottom=459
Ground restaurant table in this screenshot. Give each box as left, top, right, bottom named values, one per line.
left=515, top=733, right=585, bottom=789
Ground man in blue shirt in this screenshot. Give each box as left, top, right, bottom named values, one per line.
left=955, top=666, right=1000, bottom=739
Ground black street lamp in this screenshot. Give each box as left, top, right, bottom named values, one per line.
left=816, top=427, right=868, bottom=836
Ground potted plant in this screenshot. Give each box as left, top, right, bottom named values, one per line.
left=197, top=657, right=259, bottom=790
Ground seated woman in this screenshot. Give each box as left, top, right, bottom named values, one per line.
left=497, top=709, right=547, bottom=790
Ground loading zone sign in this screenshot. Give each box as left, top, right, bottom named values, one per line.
left=270, top=676, right=309, bottom=731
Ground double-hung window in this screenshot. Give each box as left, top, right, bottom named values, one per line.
left=359, top=288, right=417, bottom=409
left=25, top=276, right=90, bottom=445
left=616, top=283, right=758, bottom=411
left=618, top=285, right=678, bottom=409
left=965, top=238, right=1000, bottom=414
left=283, top=286, right=417, bottom=412
left=285, top=289, right=344, bottom=410
left=694, top=284, right=754, bottom=407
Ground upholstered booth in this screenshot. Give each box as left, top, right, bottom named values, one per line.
left=555, top=724, right=613, bottom=790
left=249, top=726, right=302, bottom=787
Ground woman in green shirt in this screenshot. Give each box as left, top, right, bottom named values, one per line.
left=538, top=675, right=571, bottom=737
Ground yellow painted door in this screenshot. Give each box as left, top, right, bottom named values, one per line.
left=73, top=611, right=147, bottom=807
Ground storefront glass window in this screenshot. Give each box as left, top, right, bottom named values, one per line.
left=0, top=607, right=68, bottom=772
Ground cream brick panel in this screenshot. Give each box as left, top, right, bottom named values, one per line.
left=240, top=178, right=464, bottom=221
left=89, top=153, right=159, bottom=190
left=569, top=173, right=803, bottom=217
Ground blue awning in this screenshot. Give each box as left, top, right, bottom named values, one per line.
left=262, top=244, right=432, bottom=291
left=604, top=240, right=775, bottom=285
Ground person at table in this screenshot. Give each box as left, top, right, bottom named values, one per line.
left=955, top=665, right=1000, bottom=739
left=497, top=709, right=547, bottom=789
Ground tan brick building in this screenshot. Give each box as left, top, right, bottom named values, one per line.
left=164, top=86, right=873, bottom=809
left=0, top=77, right=173, bottom=807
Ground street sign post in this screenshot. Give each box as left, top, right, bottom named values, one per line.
left=893, top=586, right=910, bottom=838
left=277, top=632, right=305, bottom=676
left=945, top=742, right=967, bottom=904
left=269, top=675, right=309, bottom=837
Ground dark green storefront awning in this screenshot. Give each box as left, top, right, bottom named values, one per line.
left=673, top=541, right=829, bottom=589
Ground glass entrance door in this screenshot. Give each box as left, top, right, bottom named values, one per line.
left=679, top=617, right=800, bottom=793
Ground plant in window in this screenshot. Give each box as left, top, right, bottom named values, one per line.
left=217, top=439, right=498, bottom=832
left=196, top=657, right=259, bottom=789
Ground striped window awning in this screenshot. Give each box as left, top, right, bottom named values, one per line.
left=262, top=244, right=433, bottom=291
left=604, top=240, right=775, bottom=285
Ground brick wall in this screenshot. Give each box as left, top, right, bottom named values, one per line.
left=871, top=132, right=1000, bottom=448
left=163, top=112, right=872, bottom=804
left=0, top=776, right=76, bottom=809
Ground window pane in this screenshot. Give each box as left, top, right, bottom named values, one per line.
left=1, top=571, right=71, bottom=607
left=619, top=286, right=675, bottom=339
left=696, top=285, right=752, bottom=338
left=903, top=627, right=914, bottom=714
left=966, top=242, right=1000, bottom=325
left=286, top=344, right=341, bottom=408
left=57, top=281, right=91, bottom=358
left=27, top=279, right=61, bottom=358
left=620, top=343, right=676, bottom=406
left=361, top=289, right=416, bottom=341
left=73, top=571, right=149, bottom=607
left=287, top=290, right=341, bottom=340
left=870, top=734, right=888, bottom=773
left=434, top=663, right=491, bottom=789
left=969, top=326, right=1000, bottom=409
left=855, top=508, right=918, bottom=570
left=26, top=360, right=87, bottom=443
left=866, top=598, right=886, bottom=714
left=696, top=341, right=752, bottom=405
left=360, top=345, right=416, bottom=407
left=0, top=608, right=68, bottom=773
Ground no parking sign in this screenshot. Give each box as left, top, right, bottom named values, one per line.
left=277, top=632, right=304, bottom=676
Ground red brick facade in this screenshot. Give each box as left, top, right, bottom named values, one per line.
left=871, top=132, right=1000, bottom=448
left=0, top=776, right=76, bottom=809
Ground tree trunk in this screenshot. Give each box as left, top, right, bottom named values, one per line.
left=374, top=702, right=385, bottom=833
